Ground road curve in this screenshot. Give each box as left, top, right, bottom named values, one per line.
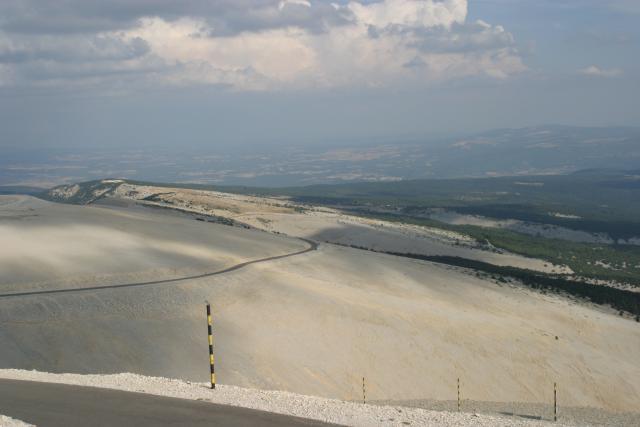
left=0, top=238, right=318, bottom=299
left=0, top=378, right=338, bottom=427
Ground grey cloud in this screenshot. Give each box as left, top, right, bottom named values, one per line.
left=0, top=1, right=141, bottom=34
left=0, top=0, right=352, bottom=36
left=0, top=36, right=150, bottom=64
left=0, top=0, right=353, bottom=91
left=18, top=58, right=167, bottom=82
left=0, top=1, right=524, bottom=92
left=367, top=25, right=383, bottom=39
left=408, top=21, right=516, bottom=54
left=0, top=32, right=162, bottom=93
left=2, top=15, right=138, bottom=35
left=403, top=56, right=426, bottom=69
left=183, top=2, right=353, bottom=37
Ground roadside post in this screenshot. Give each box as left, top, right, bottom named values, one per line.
left=362, top=377, right=366, bottom=404
left=206, top=302, right=216, bottom=389
left=554, top=382, right=557, bottom=422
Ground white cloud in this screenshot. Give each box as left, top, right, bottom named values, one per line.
left=125, top=0, right=522, bottom=90
left=279, top=0, right=311, bottom=10
left=0, top=0, right=525, bottom=92
left=346, top=0, right=467, bottom=29
left=579, top=65, right=623, bottom=78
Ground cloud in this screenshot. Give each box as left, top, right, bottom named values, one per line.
left=579, top=65, right=623, bottom=78
left=0, top=0, right=352, bottom=36
left=410, top=20, right=515, bottom=53
left=0, top=36, right=150, bottom=64
left=0, top=0, right=524, bottom=92
left=346, top=0, right=467, bottom=28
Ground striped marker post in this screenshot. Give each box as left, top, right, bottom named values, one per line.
left=206, top=302, right=216, bottom=389
left=457, top=378, right=461, bottom=412
left=362, top=377, right=366, bottom=404
left=553, top=382, right=557, bottom=422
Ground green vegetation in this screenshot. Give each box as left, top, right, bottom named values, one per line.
left=456, top=226, right=640, bottom=284
left=39, top=180, right=120, bottom=204
left=222, top=170, right=640, bottom=239
left=122, top=170, right=640, bottom=239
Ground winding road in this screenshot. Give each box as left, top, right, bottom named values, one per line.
left=0, top=379, right=338, bottom=427
left=0, top=238, right=318, bottom=299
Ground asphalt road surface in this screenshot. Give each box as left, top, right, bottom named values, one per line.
left=0, top=238, right=318, bottom=300
left=0, top=379, right=339, bottom=427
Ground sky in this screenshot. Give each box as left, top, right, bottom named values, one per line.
left=0, top=0, right=639, bottom=150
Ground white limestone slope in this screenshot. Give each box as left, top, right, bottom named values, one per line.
left=109, top=182, right=572, bottom=274
left=0, top=415, right=34, bottom=427
left=0, top=195, right=306, bottom=294
left=0, top=195, right=638, bottom=417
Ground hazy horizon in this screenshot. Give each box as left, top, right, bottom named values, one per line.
left=1, top=124, right=639, bottom=188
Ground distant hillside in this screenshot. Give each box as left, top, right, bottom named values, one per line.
left=41, top=175, right=640, bottom=297
left=4, top=125, right=640, bottom=187
left=41, top=180, right=124, bottom=205
left=430, top=125, right=640, bottom=178
left=0, top=186, right=43, bottom=196
left=42, top=170, right=640, bottom=239
left=225, top=169, right=640, bottom=228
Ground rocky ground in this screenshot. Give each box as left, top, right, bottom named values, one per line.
left=0, top=370, right=579, bottom=427
left=107, top=182, right=571, bottom=274
left=0, top=415, right=33, bottom=427
left=2, top=192, right=638, bottom=422
left=373, top=399, right=640, bottom=427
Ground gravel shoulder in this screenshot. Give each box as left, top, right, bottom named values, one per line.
left=373, top=399, right=640, bottom=427
left=0, top=370, right=574, bottom=427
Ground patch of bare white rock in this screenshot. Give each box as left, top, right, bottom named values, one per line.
left=0, top=415, right=34, bottom=427
left=0, top=370, right=571, bottom=427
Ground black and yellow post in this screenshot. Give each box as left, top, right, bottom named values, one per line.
left=553, top=382, right=557, bottom=422
left=206, top=302, right=216, bottom=389
left=362, top=377, right=366, bottom=404
left=457, top=378, right=461, bottom=412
